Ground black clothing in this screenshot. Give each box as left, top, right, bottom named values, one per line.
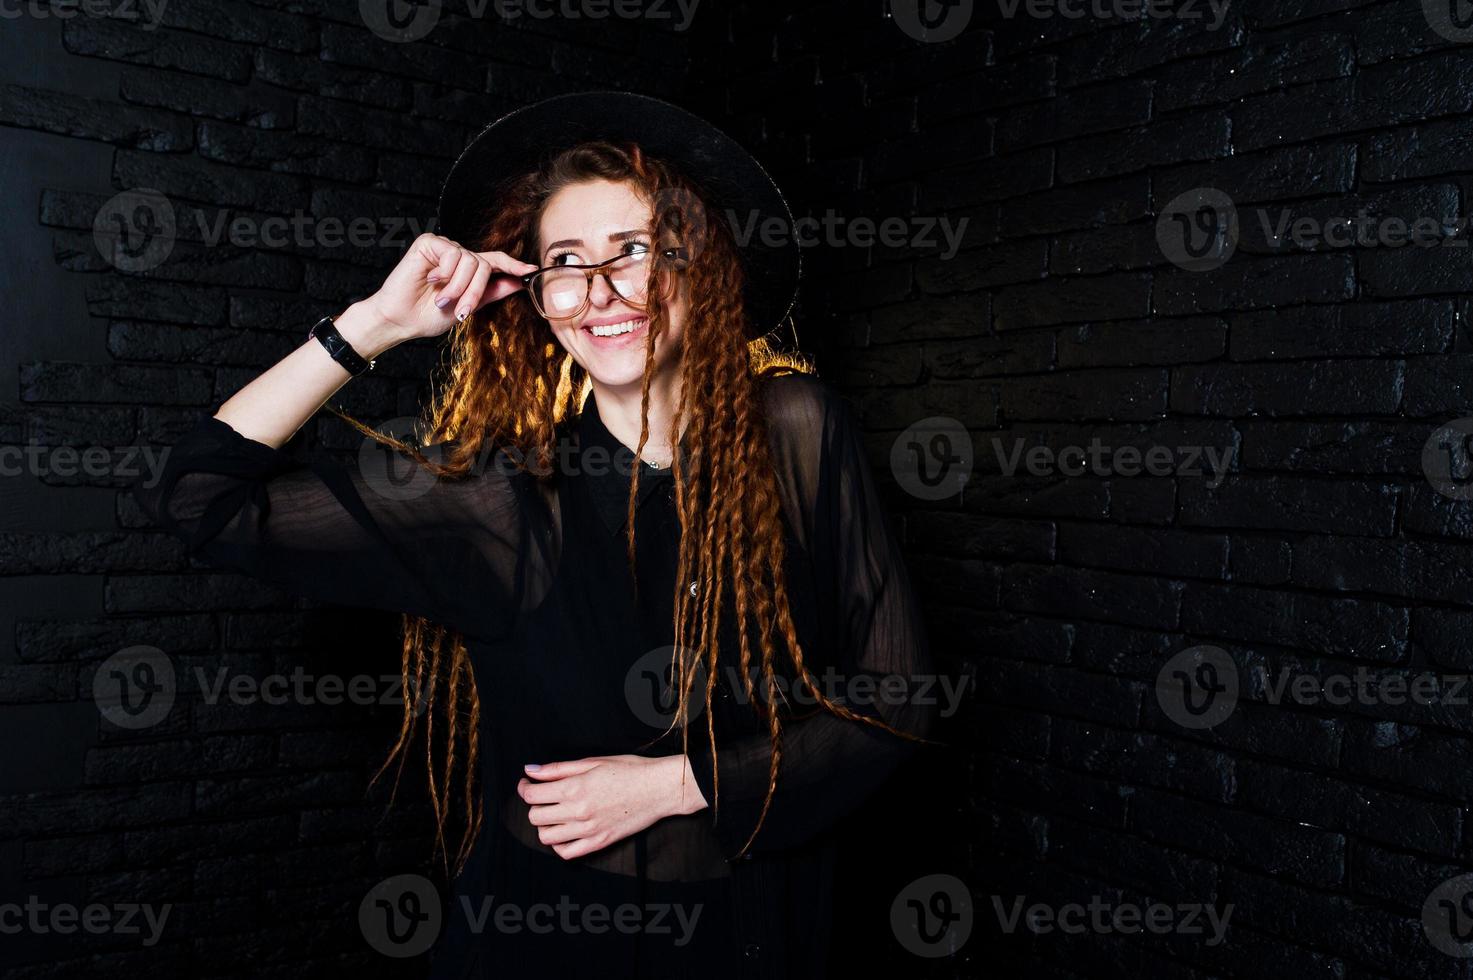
left=133, top=372, right=936, bottom=979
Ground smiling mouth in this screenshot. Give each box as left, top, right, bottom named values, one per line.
left=584, top=317, right=647, bottom=338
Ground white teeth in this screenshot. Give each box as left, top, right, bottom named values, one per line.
left=588, top=318, right=644, bottom=337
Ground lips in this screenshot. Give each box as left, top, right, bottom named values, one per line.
left=581, top=316, right=649, bottom=346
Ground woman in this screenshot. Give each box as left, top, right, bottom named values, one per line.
left=133, top=92, right=938, bottom=978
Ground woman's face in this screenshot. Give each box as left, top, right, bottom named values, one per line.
left=534, top=179, right=688, bottom=391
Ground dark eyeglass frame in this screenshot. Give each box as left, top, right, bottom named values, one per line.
left=518, top=246, right=689, bottom=321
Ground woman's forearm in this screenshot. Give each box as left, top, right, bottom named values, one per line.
left=213, top=301, right=404, bottom=449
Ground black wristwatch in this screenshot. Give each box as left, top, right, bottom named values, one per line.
left=308, top=314, right=375, bottom=376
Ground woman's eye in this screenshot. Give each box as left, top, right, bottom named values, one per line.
left=551, top=252, right=582, bottom=266
left=624, top=240, right=651, bottom=256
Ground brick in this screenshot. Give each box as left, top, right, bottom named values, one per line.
left=1002, top=563, right=1183, bottom=629
left=0, top=83, right=191, bottom=150
left=994, top=273, right=1151, bottom=330
left=63, top=18, right=252, bottom=81
left=120, top=68, right=295, bottom=129
left=1169, top=361, right=1403, bottom=416
left=1180, top=477, right=1398, bottom=536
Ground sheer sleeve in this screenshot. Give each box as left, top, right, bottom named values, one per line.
left=685, top=374, right=938, bottom=857
left=130, top=412, right=526, bottom=642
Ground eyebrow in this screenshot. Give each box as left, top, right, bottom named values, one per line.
left=542, top=228, right=649, bottom=259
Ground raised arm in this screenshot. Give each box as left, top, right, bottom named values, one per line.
left=212, top=234, right=536, bottom=449
left=132, top=235, right=540, bottom=640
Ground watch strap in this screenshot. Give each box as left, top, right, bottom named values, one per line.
left=309, top=315, right=374, bottom=376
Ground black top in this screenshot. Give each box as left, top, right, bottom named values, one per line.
left=132, top=371, right=937, bottom=980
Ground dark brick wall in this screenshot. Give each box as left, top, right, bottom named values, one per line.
left=8, top=0, right=1473, bottom=977
left=1, top=3, right=700, bottom=977
left=694, top=1, right=1473, bottom=978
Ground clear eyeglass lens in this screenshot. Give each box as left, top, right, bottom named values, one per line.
left=534, top=251, right=651, bottom=318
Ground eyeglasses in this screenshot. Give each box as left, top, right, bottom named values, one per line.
left=519, top=245, right=688, bottom=321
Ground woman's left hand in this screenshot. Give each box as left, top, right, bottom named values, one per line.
left=517, top=754, right=709, bottom=860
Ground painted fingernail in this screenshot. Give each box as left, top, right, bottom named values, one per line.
left=455, top=308, right=470, bottom=323
left=435, top=295, right=451, bottom=309
left=524, top=763, right=541, bottom=771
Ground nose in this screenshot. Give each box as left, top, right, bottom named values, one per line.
left=587, top=270, right=621, bottom=309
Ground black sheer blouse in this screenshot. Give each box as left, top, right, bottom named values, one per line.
left=132, top=371, right=936, bottom=980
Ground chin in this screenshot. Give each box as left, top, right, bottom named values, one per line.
left=558, top=317, right=684, bottom=390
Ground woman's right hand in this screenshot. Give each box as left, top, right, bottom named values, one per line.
left=362, top=233, right=539, bottom=344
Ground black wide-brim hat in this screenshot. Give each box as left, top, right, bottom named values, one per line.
left=435, top=91, right=800, bottom=340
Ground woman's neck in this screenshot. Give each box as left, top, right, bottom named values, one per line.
left=588, top=374, right=683, bottom=467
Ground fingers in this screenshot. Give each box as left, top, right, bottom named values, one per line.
left=423, top=239, right=537, bottom=321
left=453, top=260, right=493, bottom=322
left=522, top=758, right=602, bottom=781
left=478, top=250, right=539, bottom=277
left=516, top=777, right=562, bottom=806
left=552, top=837, right=605, bottom=860
left=524, top=800, right=584, bottom=825
left=434, top=248, right=480, bottom=311
left=469, top=250, right=539, bottom=310
left=535, top=820, right=592, bottom=846
left=422, top=235, right=463, bottom=284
